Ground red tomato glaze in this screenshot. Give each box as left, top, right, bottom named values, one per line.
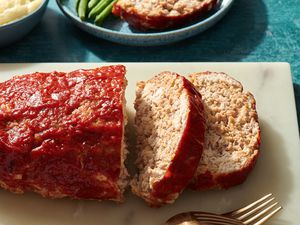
left=0, top=65, right=127, bottom=201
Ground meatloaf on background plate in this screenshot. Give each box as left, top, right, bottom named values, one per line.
left=131, top=72, right=205, bottom=206
left=113, top=0, right=218, bottom=30
left=0, top=65, right=128, bottom=202
left=189, top=72, right=260, bottom=190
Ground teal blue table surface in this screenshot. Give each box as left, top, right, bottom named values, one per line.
left=0, top=0, right=300, bottom=130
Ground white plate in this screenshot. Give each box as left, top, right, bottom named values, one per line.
left=0, top=63, right=299, bottom=225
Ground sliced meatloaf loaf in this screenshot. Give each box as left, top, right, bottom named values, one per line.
left=189, top=72, right=260, bottom=190
left=0, top=65, right=128, bottom=202
left=113, top=0, right=218, bottom=30
left=131, top=72, right=205, bottom=206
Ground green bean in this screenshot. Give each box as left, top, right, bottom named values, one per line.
left=95, top=0, right=116, bottom=25
left=75, top=0, right=80, bottom=11
left=88, top=0, right=112, bottom=19
left=78, top=0, right=89, bottom=20
left=88, top=0, right=101, bottom=10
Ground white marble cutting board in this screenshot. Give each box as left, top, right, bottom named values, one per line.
left=0, top=63, right=299, bottom=225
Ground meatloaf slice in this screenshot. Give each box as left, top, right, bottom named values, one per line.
left=131, top=72, right=205, bottom=206
left=113, top=0, right=218, bottom=30
left=188, top=72, right=260, bottom=190
left=0, top=65, right=128, bottom=202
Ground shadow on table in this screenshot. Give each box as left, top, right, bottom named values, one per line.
left=293, top=83, right=300, bottom=132
left=0, top=0, right=268, bottom=62
left=79, top=0, right=268, bottom=62
left=0, top=7, right=90, bottom=62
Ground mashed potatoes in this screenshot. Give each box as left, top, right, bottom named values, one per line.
left=0, top=0, right=43, bottom=25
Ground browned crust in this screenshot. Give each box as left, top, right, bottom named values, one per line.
left=188, top=72, right=261, bottom=190
left=189, top=150, right=260, bottom=190
left=0, top=65, right=127, bottom=202
left=112, top=0, right=218, bottom=31
left=134, top=73, right=205, bottom=206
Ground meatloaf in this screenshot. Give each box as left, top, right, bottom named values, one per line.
left=0, top=65, right=128, bottom=202
left=113, top=0, right=218, bottom=30
left=131, top=72, right=205, bottom=206
left=188, top=72, right=260, bottom=190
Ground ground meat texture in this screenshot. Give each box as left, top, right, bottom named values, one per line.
left=131, top=72, right=205, bottom=206
left=113, top=0, right=218, bottom=30
left=0, top=65, right=128, bottom=201
left=188, top=72, right=260, bottom=190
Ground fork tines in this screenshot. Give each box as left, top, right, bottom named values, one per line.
left=192, top=212, right=244, bottom=225
left=228, top=193, right=282, bottom=225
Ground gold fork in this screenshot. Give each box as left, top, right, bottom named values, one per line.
left=165, top=193, right=282, bottom=225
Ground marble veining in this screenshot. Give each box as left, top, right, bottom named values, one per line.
left=0, top=63, right=299, bottom=225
